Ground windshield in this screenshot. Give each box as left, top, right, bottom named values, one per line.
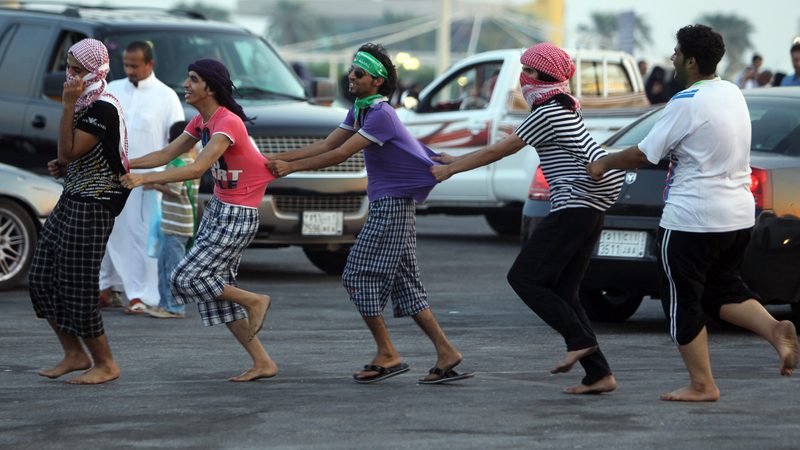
left=103, top=31, right=307, bottom=101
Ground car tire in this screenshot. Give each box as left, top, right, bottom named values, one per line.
left=303, top=245, right=352, bottom=275
left=0, top=199, right=37, bottom=290
left=580, top=288, right=644, bottom=322
left=485, top=209, right=521, bottom=237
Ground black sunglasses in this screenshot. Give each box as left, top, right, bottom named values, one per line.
left=349, top=66, right=367, bottom=79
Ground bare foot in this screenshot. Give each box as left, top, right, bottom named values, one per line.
left=420, top=351, right=463, bottom=382
left=229, top=363, right=278, bottom=382
left=354, top=355, right=403, bottom=380
left=247, top=295, right=271, bottom=341
left=660, top=383, right=720, bottom=402
left=551, top=345, right=598, bottom=374
left=65, top=364, right=120, bottom=385
left=771, top=320, right=799, bottom=376
left=564, top=374, right=617, bottom=395
left=38, top=355, right=92, bottom=379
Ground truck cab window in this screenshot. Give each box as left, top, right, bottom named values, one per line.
left=421, top=62, right=502, bottom=113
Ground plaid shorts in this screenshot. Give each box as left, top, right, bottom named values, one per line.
left=342, top=197, right=429, bottom=317
left=171, top=197, right=258, bottom=326
left=29, top=197, right=114, bottom=338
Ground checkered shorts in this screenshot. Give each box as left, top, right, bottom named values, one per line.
left=170, top=197, right=258, bottom=326
left=29, top=197, right=115, bottom=338
left=342, top=197, right=429, bottom=317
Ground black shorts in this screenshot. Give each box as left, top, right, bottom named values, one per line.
left=658, top=227, right=760, bottom=345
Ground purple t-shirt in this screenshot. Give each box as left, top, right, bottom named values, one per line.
left=340, top=100, right=439, bottom=202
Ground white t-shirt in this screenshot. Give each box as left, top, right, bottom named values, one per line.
left=638, top=79, right=755, bottom=233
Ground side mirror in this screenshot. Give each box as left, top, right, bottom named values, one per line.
left=308, top=78, right=335, bottom=106
left=400, top=90, right=419, bottom=110
left=43, top=72, right=65, bottom=100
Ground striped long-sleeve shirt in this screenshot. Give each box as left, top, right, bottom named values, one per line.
left=515, top=100, right=624, bottom=212
left=160, top=153, right=199, bottom=237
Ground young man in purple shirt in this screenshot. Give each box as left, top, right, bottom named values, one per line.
left=269, top=43, right=472, bottom=385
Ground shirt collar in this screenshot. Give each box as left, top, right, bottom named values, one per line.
left=131, top=72, right=157, bottom=89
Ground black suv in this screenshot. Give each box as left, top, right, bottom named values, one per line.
left=0, top=5, right=368, bottom=274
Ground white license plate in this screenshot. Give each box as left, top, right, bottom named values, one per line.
left=597, top=230, right=647, bottom=258
left=302, top=211, right=343, bottom=236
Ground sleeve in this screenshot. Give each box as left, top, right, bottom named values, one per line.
left=638, top=98, right=693, bottom=164
left=513, top=109, right=555, bottom=149
left=357, top=107, right=396, bottom=146
left=76, top=101, right=115, bottom=138
left=213, top=114, right=243, bottom=146
left=339, top=108, right=356, bottom=131
left=184, top=114, right=202, bottom=139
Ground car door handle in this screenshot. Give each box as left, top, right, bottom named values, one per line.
left=31, top=115, right=46, bottom=129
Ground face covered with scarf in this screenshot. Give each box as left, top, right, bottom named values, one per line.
left=519, top=43, right=580, bottom=111
left=66, top=38, right=111, bottom=112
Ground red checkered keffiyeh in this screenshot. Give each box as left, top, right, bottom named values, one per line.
left=519, top=43, right=580, bottom=111
left=66, top=39, right=129, bottom=171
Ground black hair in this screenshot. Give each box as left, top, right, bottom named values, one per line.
left=532, top=69, right=577, bottom=111
left=189, top=59, right=255, bottom=124
left=752, top=54, right=763, bottom=63
left=356, top=42, right=398, bottom=98
left=126, top=41, right=153, bottom=63
left=791, top=43, right=800, bottom=54
left=676, top=24, right=725, bottom=76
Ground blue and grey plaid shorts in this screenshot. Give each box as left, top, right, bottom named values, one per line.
left=171, top=197, right=258, bottom=326
left=342, top=197, right=429, bottom=317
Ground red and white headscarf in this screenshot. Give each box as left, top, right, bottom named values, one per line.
left=67, top=39, right=129, bottom=171
left=519, top=43, right=580, bottom=111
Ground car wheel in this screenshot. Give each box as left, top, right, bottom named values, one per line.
left=579, top=288, right=644, bottom=322
left=303, top=245, right=352, bottom=275
left=0, top=199, right=37, bottom=290
left=485, top=209, right=521, bottom=237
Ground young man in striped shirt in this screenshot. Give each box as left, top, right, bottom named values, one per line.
left=433, top=43, right=624, bottom=395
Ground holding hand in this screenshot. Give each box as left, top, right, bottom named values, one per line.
left=47, top=158, right=67, bottom=178
left=430, top=164, right=453, bottom=182
left=120, top=173, right=146, bottom=189
left=586, top=159, right=606, bottom=181
left=431, top=152, right=457, bottom=164
left=268, top=160, right=293, bottom=178
left=62, top=76, right=83, bottom=107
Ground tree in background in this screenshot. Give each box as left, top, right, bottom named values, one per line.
left=267, top=0, right=333, bottom=45
left=173, top=2, right=231, bottom=21
left=697, top=13, right=754, bottom=80
left=577, top=11, right=652, bottom=54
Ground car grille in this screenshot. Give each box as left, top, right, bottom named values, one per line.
left=253, top=135, right=364, bottom=173
left=273, top=195, right=364, bottom=213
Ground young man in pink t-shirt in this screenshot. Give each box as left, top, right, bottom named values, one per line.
left=120, top=59, right=277, bottom=382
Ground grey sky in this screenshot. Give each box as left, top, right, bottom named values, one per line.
left=47, top=0, right=799, bottom=74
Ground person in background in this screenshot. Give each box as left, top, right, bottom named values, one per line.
left=735, top=53, right=763, bottom=89
left=100, top=40, right=185, bottom=314
left=779, top=43, right=800, bottom=86
left=30, top=39, right=130, bottom=384
left=587, top=24, right=798, bottom=402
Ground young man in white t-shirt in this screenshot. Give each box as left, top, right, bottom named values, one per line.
left=587, top=24, right=799, bottom=402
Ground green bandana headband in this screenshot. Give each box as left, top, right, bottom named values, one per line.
left=353, top=51, right=388, bottom=79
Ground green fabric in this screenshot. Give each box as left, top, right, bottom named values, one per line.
left=353, top=94, right=384, bottom=128
left=353, top=51, right=388, bottom=79
left=167, top=156, right=198, bottom=250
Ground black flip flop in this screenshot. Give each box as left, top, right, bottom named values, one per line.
left=353, top=362, right=410, bottom=384
left=418, top=367, right=475, bottom=385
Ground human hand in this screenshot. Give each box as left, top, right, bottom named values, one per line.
left=431, top=152, right=457, bottom=164
left=268, top=160, right=293, bottom=177
left=120, top=173, right=145, bottom=189
left=62, top=76, right=83, bottom=107
left=430, top=164, right=452, bottom=182
left=47, top=158, right=66, bottom=178
left=586, top=159, right=606, bottom=181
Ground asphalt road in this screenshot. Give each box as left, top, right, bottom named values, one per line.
left=1, top=215, right=799, bottom=449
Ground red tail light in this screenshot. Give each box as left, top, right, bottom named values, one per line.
left=750, top=167, right=771, bottom=210
left=528, top=166, right=550, bottom=200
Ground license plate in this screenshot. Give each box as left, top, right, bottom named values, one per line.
left=597, top=230, right=647, bottom=258
left=302, top=211, right=343, bottom=236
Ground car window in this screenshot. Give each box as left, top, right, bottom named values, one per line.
left=103, top=31, right=306, bottom=101
left=420, top=61, right=502, bottom=113
left=48, top=30, right=88, bottom=73
left=0, top=23, right=52, bottom=95
left=747, top=97, right=800, bottom=154
left=605, top=108, right=664, bottom=147
left=572, top=60, right=633, bottom=97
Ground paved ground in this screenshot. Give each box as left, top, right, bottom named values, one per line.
left=1, top=216, right=799, bottom=449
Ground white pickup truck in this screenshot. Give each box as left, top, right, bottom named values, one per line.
left=396, top=48, right=653, bottom=235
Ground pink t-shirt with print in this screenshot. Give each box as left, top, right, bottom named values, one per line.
left=184, top=107, right=274, bottom=208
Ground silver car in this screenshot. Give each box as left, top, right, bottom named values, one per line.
left=0, top=163, right=62, bottom=290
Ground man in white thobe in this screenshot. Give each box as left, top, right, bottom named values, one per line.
left=100, top=41, right=185, bottom=311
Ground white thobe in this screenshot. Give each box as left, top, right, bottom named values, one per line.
left=100, top=72, right=185, bottom=306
